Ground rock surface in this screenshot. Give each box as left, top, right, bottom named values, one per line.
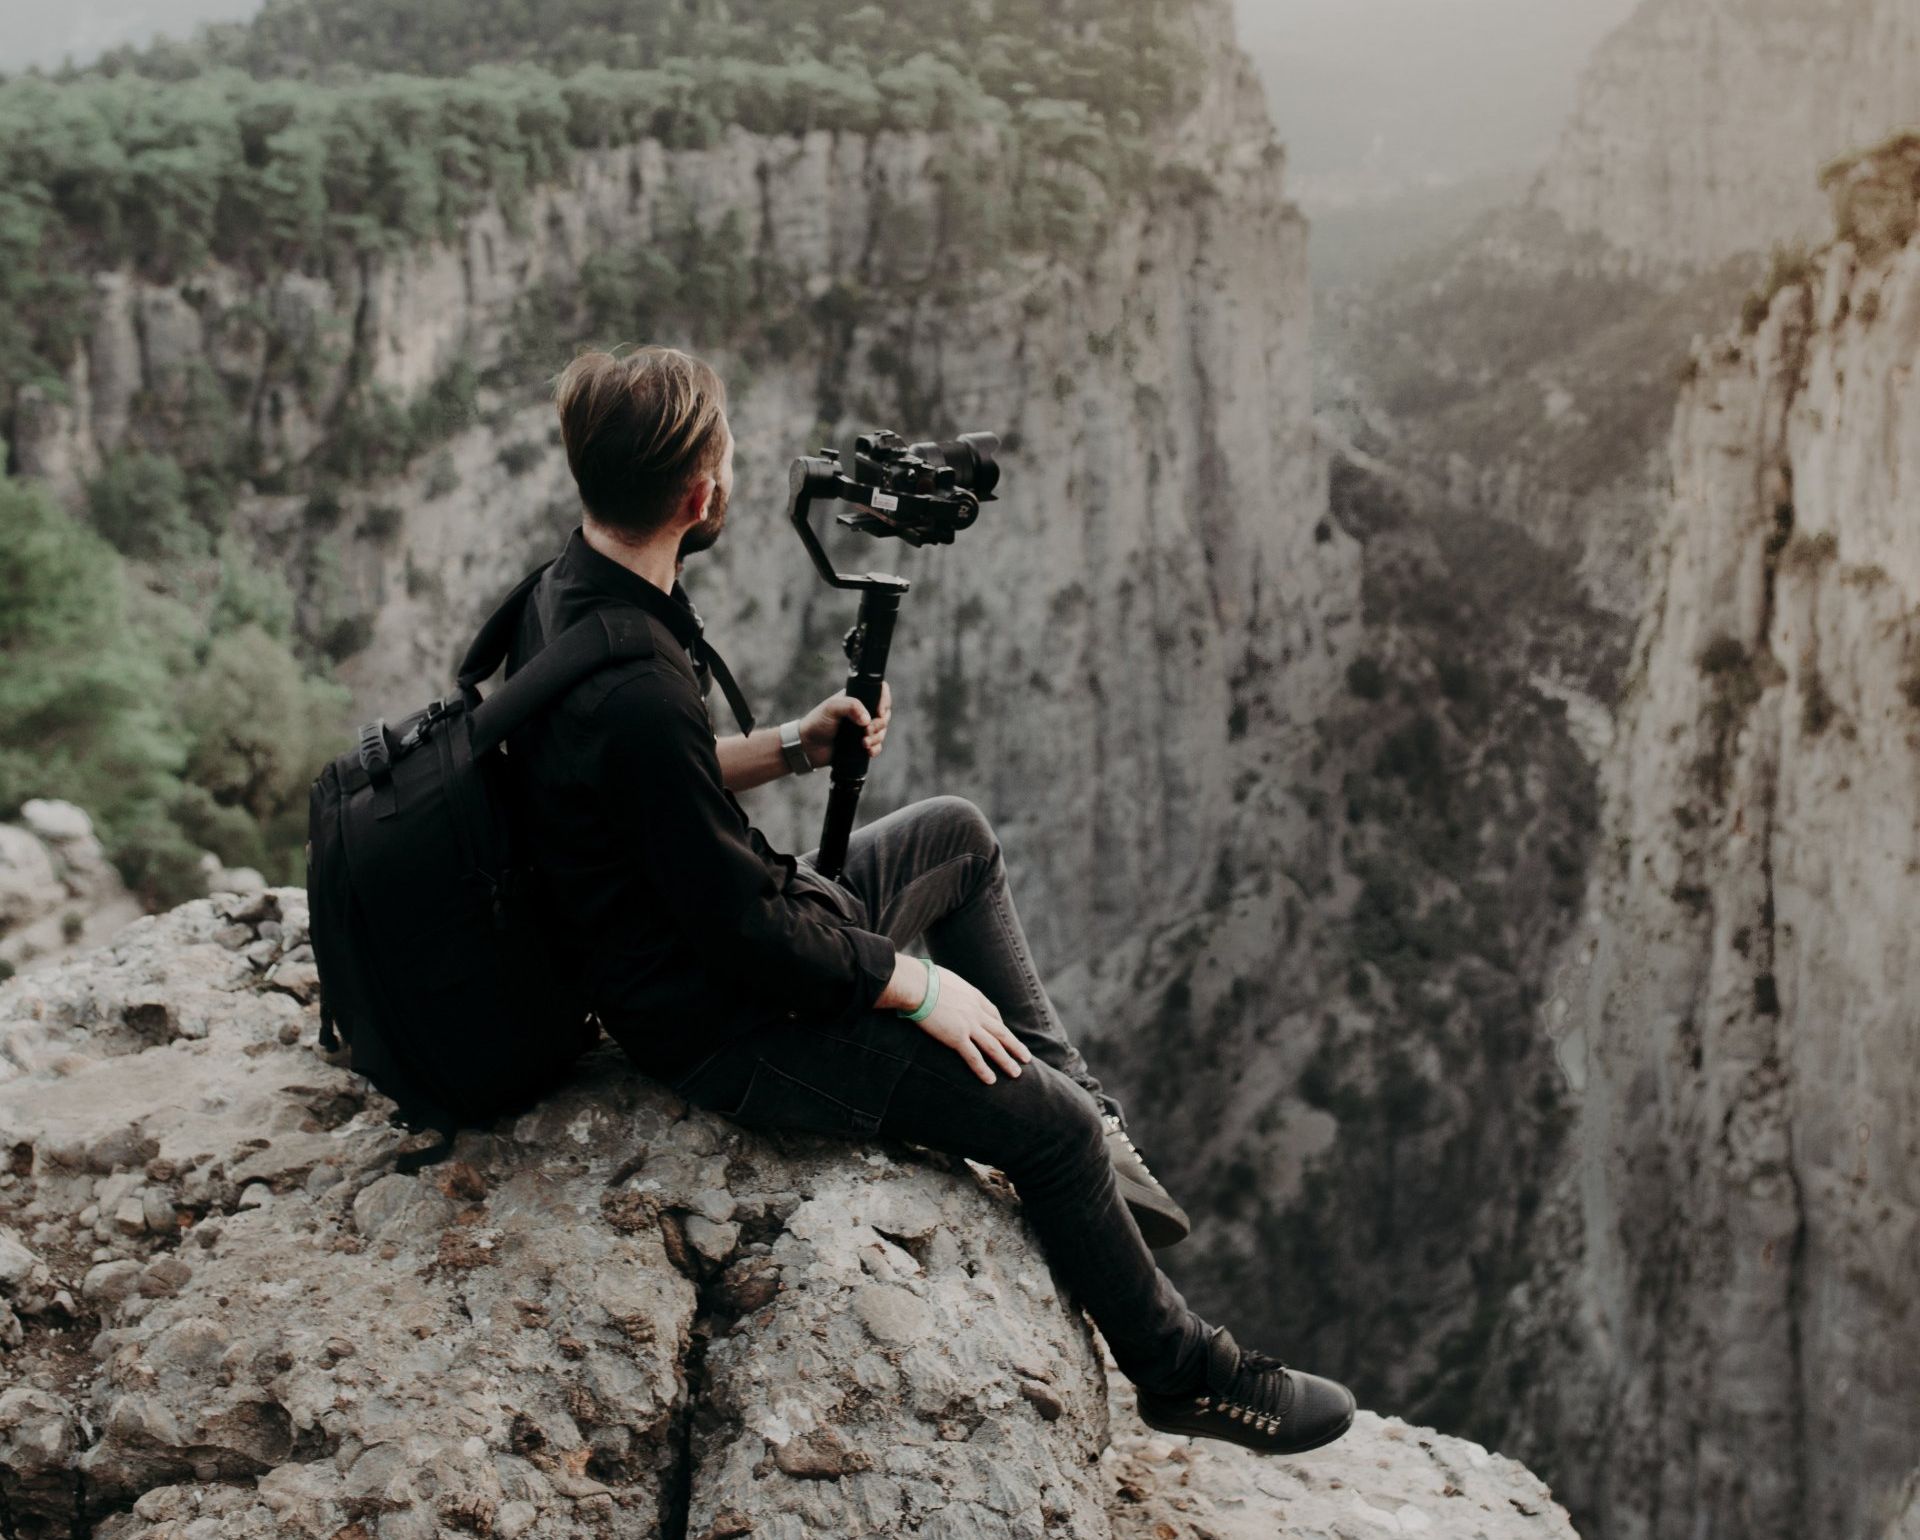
left=0, top=892, right=1577, bottom=1539
left=1491, top=140, right=1920, bottom=1540
left=1536, top=0, right=1920, bottom=270
left=0, top=801, right=142, bottom=980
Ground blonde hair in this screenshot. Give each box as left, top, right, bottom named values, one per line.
left=553, top=347, right=729, bottom=534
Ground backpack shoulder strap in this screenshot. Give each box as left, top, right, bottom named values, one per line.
left=458, top=561, right=555, bottom=692
left=469, top=608, right=654, bottom=756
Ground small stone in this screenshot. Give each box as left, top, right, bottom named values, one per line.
left=135, top=1259, right=190, bottom=1299
left=81, top=1260, right=143, bottom=1304
left=683, top=1215, right=739, bottom=1263
left=142, top=1188, right=176, bottom=1233
left=772, top=1427, right=870, bottom=1480
left=1019, top=1379, right=1066, bottom=1421
left=212, top=866, right=268, bottom=897
left=113, top=1194, right=147, bottom=1234
left=237, top=1183, right=273, bottom=1210
left=267, top=958, right=321, bottom=1002
left=853, top=1282, right=932, bottom=1345
left=495, top=1500, right=539, bottom=1538
left=20, top=799, right=93, bottom=843
left=690, top=1188, right=735, bottom=1224
left=0, top=1227, right=42, bottom=1293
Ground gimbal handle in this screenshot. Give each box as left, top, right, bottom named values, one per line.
left=788, top=457, right=910, bottom=880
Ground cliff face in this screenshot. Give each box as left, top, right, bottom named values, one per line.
left=1535, top=0, right=1920, bottom=270
left=0, top=895, right=1579, bottom=1539
left=6, top=2, right=1486, bottom=1432
left=1497, top=142, right=1920, bottom=1540
left=8, top=0, right=1354, bottom=977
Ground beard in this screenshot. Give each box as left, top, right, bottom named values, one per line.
left=677, top=481, right=730, bottom=563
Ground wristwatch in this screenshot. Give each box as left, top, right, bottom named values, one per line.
left=779, top=719, right=815, bottom=776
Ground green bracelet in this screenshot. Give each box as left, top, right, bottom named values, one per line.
left=900, top=956, right=940, bottom=1022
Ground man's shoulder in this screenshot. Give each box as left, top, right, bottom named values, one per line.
left=513, top=582, right=699, bottom=708
left=568, top=650, right=698, bottom=723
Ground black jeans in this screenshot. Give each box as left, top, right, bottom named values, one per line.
left=668, top=794, right=1211, bottom=1395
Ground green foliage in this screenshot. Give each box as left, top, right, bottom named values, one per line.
left=1346, top=656, right=1389, bottom=700
left=0, top=474, right=193, bottom=898
left=86, top=448, right=214, bottom=560
left=177, top=622, right=349, bottom=824
left=209, top=536, right=298, bottom=640
left=111, top=0, right=1194, bottom=132
left=0, top=473, right=348, bottom=907
left=0, top=1, right=1195, bottom=405
left=496, top=439, right=544, bottom=476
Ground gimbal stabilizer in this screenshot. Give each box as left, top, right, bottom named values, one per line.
left=787, top=430, right=1000, bottom=878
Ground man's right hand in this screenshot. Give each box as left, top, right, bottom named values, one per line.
left=884, top=957, right=1031, bottom=1085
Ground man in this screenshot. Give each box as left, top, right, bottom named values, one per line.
left=503, top=345, right=1355, bottom=1455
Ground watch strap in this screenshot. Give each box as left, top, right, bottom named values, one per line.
left=779, top=719, right=814, bottom=775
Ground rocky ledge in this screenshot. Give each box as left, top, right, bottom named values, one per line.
left=0, top=891, right=1574, bottom=1539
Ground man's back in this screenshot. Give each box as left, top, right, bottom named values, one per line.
left=502, top=527, right=895, bottom=1083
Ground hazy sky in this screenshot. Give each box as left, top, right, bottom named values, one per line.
left=1232, top=0, right=1642, bottom=183
left=2, top=0, right=1643, bottom=187
left=0, top=0, right=265, bottom=72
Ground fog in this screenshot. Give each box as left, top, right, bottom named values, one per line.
left=0, top=0, right=265, bottom=72
left=1232, top=0, right=1642, bottom=190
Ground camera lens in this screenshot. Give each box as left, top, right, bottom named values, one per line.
left=910, top=433, right=1000, bottom=498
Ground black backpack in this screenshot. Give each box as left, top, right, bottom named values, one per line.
left=304, top=562, right=654, bottom=1153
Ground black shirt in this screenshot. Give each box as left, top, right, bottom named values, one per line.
left=502, top=527, right=897, bottom=1082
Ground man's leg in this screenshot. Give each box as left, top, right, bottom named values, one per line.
left=668, top=1007, right=1210, bottom=1396
left=801, top=794, right=1126, bottom=1127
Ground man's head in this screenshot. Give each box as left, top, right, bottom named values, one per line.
left=554, top=347, right=734, bottom=563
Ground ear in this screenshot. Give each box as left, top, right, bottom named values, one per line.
left=681, top=474, right=716, bottom=524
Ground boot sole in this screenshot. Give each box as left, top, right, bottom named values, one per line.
left=1134, top=1396, right=1357, bottom=1456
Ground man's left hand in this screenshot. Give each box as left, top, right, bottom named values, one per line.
left=800, top=680, right=891, bottom=768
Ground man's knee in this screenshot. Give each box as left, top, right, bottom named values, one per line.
left=1008, top=1058, right=1106, bottom=1165
left=918, top=793, right=996, bottom=860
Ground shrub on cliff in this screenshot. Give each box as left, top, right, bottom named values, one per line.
left=0, top=475, right=193, bottom=897
left=0, top=475, right=348, bottom=903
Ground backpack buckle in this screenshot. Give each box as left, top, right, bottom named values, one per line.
left=399, top=698, right=452, bottom=752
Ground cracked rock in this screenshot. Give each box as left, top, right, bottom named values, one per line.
left=2, top=889, right=1577, bottom=1540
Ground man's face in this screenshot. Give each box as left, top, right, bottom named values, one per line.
left=677, top=423, right=734, bottom=562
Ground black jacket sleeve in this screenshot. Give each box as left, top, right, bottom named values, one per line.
left=592, top=665, right=897, bottom=1022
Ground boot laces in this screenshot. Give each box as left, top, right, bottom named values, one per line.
left=1222, top=1345, right=1295, bottom=1425
left=1103, top=1112, right=1151, bottom=1171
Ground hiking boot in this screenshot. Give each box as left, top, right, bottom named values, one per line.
left=1135, top=1325, right=1356, bottom=1455
left=1104, top=1112, right=1192, bottom=1249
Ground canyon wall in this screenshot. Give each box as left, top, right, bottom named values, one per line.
left=1536, top=0, right=1920, bottom=271
left=1495, top=141, right=1920, bottom=1540
left=7, top=0, right=1356, bottom=975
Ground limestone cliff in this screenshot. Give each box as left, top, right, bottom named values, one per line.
left=6, top=0, right=1353, bottom=978
left=5, top=0, right=1494, bottom=1440
left=0, top=895, right=1577, bottom=1539
left=1536, top=0, right=1920, bottom=271
left=1328, top=0, right=1920, bottom=624
left=1488, top=138, right=1920, bottom=1540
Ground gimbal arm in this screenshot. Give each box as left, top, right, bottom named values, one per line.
left=787, top=457, right=910, bottom=880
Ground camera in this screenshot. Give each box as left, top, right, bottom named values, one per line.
left=853, top=430, right=1001, bottom=507
left=785, top=425, right=1004, bottom=874
left=788, top=428, right=1000, bottom=558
